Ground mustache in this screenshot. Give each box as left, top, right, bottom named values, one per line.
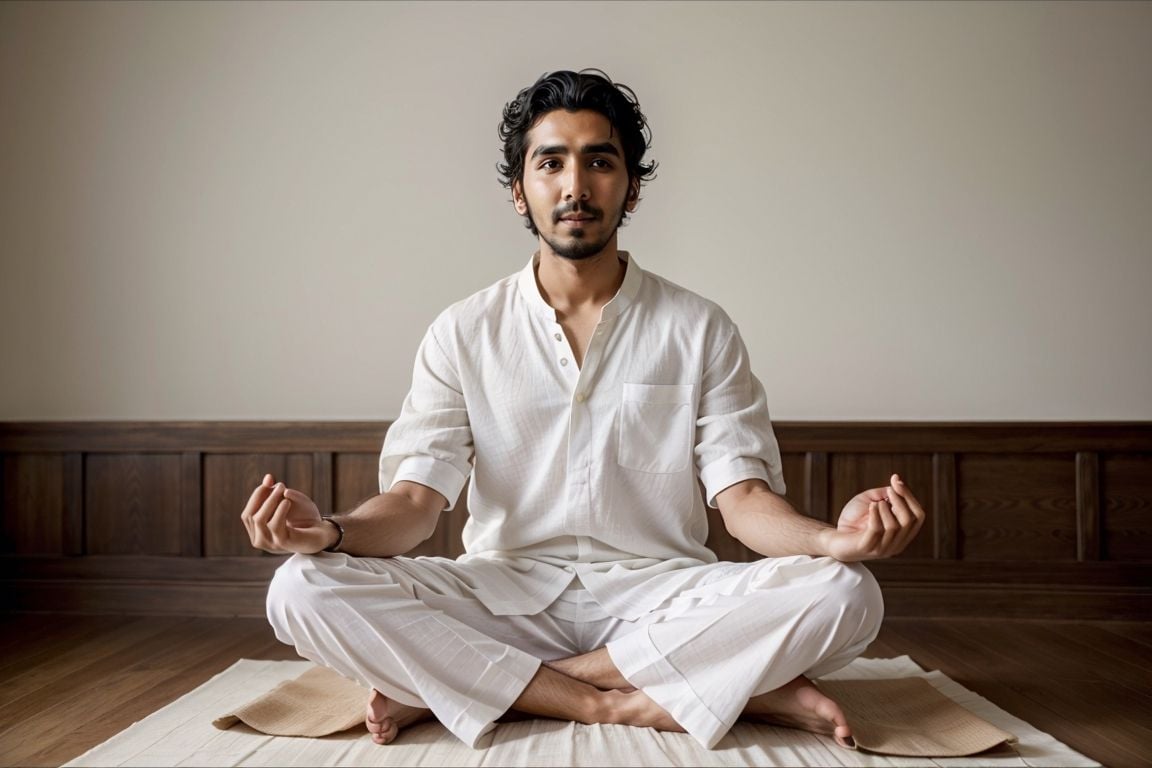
left=553, top=203, right=603, bottom=223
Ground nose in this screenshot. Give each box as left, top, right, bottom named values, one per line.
left=562, top=164, right=590, bottom=202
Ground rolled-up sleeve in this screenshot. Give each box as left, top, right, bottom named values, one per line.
left=379, top=319, right=473, bottom=510
left=694, top=323, right=786, bottom=507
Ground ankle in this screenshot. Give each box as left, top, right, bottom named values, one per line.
left=595, top=689, right=631, bottom=726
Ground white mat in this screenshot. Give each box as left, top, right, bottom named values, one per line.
left=65, top=656, right=1098, bottom=767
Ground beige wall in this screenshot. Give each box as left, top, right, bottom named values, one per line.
left=1, top=1, right=1149, bottom=420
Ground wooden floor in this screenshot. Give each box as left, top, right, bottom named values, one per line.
left=0, top=614, right=1149, bottom=767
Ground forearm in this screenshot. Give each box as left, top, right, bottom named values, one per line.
left=719, top=482, right=834, bottom=559
left=329, top=486, right=442, bottom=557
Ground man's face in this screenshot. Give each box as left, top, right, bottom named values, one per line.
left=513, top=109, right=639, bottom=260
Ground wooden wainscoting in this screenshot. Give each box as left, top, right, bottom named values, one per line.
left=1, top=422, right=1149, bottom=619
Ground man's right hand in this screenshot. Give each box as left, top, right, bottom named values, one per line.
left=241, top=474, right=336, bottom=554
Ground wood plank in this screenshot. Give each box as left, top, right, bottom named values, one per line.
left=0, top=421, right=394, bottom=453
left=803, top=451, right=829, bottom=522
left=85, top=454, right=183, bottom=555
left=932, top=452, right=957, bottom=559
left=1076, top=452, right=1102, bottom=561
left=4, top=421, right=1151, bottom=454
left=1102, top=452, right=1152, bottom=561
left=180, top=452, right=202, bottom=557
left=878, top=619, right=1128, bottom=766
left=0, top=618, right=266, bottom=767
left=2, top=579, right=274, bottom=618
left=1097, top=620, right=1152, bottom=650
left=312, top=451, right=333, bottom=518
left=1014, top=621, right=1152, bottom=691
left=333, top=452, right=380, bottom=514
left=0, top=616, right=200, bottom=743
left=62, top=452, right=84, bottom=555
left=958, top=454, right=1078, bottom=561
left=0, top=453, right=63, bottom=556
left=779, top=452, right=809, bottom=517
left=0, top=615, right=128, bottom=677
left=0, top=614, right=1146, bottom=766
left=23, top=623, right=301, bottom=767
left=0, top=615, right=188, bottom=709
left=922, top=620, right=1152, bottom=765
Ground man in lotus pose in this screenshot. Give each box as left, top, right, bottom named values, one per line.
left=241, top=69, right=925, bottom=750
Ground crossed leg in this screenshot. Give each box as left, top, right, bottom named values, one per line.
left=367, top=646, right=851, bottom=747
left=365, top=660, right=681, bottom=745
left=546, top=647, right=854, bottom=747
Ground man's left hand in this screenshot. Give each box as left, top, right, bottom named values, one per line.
left=822, top=474, right=926, bottom=562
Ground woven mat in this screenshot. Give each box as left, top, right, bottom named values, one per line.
left=214, top=664, right=1014, bottom=757
left=66, top=656, right=1100, bottom=767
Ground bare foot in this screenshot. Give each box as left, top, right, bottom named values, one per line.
left=744, top=676, right=855, bottom=748
left=607, top=688, right=685, bottom=733
left=365, top=688, right=434, bottom=745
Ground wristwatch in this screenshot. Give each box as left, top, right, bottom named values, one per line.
left=322, top=516, right=345, bottom=553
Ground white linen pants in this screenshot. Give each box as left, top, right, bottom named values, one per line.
left=266, top=553, right=883, bottom=749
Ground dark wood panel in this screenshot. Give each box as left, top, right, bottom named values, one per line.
left=932, top=453, right=957, bottom=559
left=830, top=453, right=935, bottom=559
left=311, top=452, right=333, bottom=518
left=3, top=555, right=1148, bottom=618
left=0, top=454, right=63, bottom=555
left=778, top=452, right=809, bottom=518
left=1102, top=452, right=1152, bottom=561
left=0, top=422, right=393, bottom=453
left=1076, top=452, right=1101, bottom=561
left=958, top=454, right=1078, bottom=561
left=179, top=453, right=202, bottom=557
left=202, top=454, right=315, bottom=557
left=409, top=488, right=469, bottom=559
left=805, top=451, right=830, bottom=523
left=3, top=421, right=1152, bottom=622
left=4, top=421, right=1150, bottom=454
left=332, top=452, right=379, bottom=514
left=85, top=454, right=183, bottom=556
left=62, top=453, right=83, bottom=556
left=705, top=504, right=757, bottom=563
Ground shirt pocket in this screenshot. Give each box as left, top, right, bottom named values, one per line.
left=617, top=383, right=695, bottom=474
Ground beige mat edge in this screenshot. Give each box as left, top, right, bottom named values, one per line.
left=215, top=660, right=1016, bottom=758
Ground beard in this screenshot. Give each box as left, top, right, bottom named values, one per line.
left=527, top=199, right=628, bottom=261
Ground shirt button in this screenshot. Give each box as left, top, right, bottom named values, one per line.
left=575, top=392, right=586, bottom=403
left=560, top=358, right=569, bottom=366
left=554, top=333, right=563, bottom=342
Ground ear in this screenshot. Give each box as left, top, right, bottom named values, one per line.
left=625, top=178, right=641, bottom=212
left=512, top=180, right=528, bottom=215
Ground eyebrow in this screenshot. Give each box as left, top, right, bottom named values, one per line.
left=530, top=142, right=621, bottom=160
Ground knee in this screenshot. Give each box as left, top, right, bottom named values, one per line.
left=266, top=554, right=317, bottom=642
left=822, top=561, right=884, bottom=639
left=266, top=553, right=374, bottom=643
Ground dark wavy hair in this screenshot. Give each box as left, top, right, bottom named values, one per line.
left=497, top=69, right=658, bottom=234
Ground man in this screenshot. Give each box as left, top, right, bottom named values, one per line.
left=242, top=69, right=925, bottom=751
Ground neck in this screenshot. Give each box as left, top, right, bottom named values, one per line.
left=535, top=241, right=626, bottom=314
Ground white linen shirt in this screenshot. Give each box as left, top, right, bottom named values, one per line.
left=379, top=252, right=786, bottom=620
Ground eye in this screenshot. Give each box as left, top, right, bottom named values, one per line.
left=539, top=159, right=561, bottom=171
left=590, top=158, right=612, bottom=169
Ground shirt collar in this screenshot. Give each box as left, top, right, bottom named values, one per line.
left=517, top=251, right=643, bottom=322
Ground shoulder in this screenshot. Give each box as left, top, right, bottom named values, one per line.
left=428, top=267, right=518, bottom=331
left=639, top=268, right=738, bottom=338
left=426, top=267, right=521, bottom=343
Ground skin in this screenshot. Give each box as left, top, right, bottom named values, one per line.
left=241, top=108, right=928, bottom=747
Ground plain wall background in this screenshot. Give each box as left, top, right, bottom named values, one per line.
left=1, top=1, right=1149, bottom=421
